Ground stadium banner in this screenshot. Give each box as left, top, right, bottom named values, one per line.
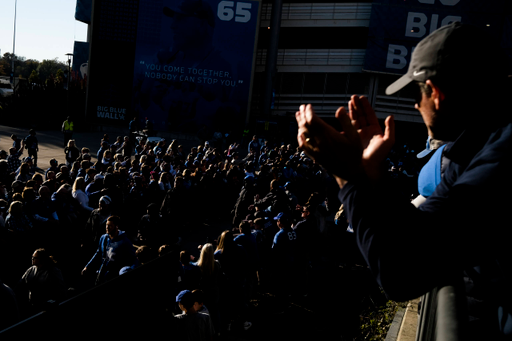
left=72, top=41, right=90, bottom=81
left=75, top=0, right=92, bottom=24
left=86, top=0, right=261, bottom=132
left=363, top=0, right=510, bottom=75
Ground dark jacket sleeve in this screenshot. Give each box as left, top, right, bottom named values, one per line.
left=339, top=127, right=512, bottom=302
left=86, top=235, right=105, bottom=270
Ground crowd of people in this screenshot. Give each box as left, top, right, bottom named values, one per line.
left=1, top=21, right=510, bottom=340
left=0, top=123, right=422, bottom=336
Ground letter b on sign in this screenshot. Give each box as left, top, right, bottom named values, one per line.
left=386, top=45, right=408, bottom=70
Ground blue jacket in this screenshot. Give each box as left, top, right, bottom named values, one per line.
left=272, top=228, right=297, bottom=265
left=86, top=231, right=136, bottom=279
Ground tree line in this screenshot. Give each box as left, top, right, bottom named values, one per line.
left=0, top=53, right=87, bottom=130
left=0, top=53, right=69, bottom=87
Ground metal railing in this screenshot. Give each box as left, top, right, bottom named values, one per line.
left=416, top=281, right=467, bottom=341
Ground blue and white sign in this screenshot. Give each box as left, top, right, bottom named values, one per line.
left=132, top=0, right=260, bottom=131
left=86, top=0, right=260, bottom=131
left=363, top=0, right=510, bottom=74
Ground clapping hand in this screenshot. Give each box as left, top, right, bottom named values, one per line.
left=348, top=95, right=395, bottom=180
left=296, top=96, right=394, bottom=187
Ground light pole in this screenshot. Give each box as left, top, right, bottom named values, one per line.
left=11, top=0, right=17, bottom=94
left=66, top=53, right=73, bottom=90
left=66, top=53, right=73, bottom=117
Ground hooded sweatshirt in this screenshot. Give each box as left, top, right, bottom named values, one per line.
left=86, top=230, right=136, bottom=279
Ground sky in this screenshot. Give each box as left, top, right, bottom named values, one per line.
left=0, top=0, right=88, bottom=63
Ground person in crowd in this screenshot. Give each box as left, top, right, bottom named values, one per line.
left=61, top=116, right=74, bottom=147
left=11, top=134, right=22, bottom=151
left=69, top=161, right=81, bottom=181
left=196, top=243, right=222, bottom=332
left=51, top=184, right=79, bottom=224
left=23, top=130, right=38, bottom=168
left=18, top=248, right=66, bottom=312
left=82, top=215, right=136, bottom=284
left=6, top=147, right=23, bottom=175
left=84, top=195, right=112, bottom=252
left=31, top=174, right=43, bottom=192
left=64, top=140, right=80, bottom=167
left=76, top=147, right=90, bottom=163
left=179, top=250, right=201, bottom=291
left=137, top=203, right=164, bottom=247
left=111, top=136, right=123, bottom=152
left=76, top=160, right=90, bottom=179
left=295, top=22, right=511, bottom=338
left=102, top=150, right=113, bottom=167
left=234, top=221, right=259, bottom=298
left=158, top=172, right=173, bottom=191
left=31, top=186, right=59, bottom=238
left=119, top=245, right=154, bottom=275
left=45, top=159, right=59, bottom=180
left=248, top=135, right=260, bottom=155
left=72, top=177, right=94, bottom=212
left=55, top=165, right=72, bottom=186
left=5, top=201, right=33, bottom=241
left=15, top=163, right=32, bottom=183
left=85, top=173, right=103, bottom=197
left=271, top=212, right=299, bottom=310
left=214, top=230, right=251, bottom=331
left=174, top=289, right=215, bottom=341
left=254, top=179, right=290, bottom=216
left=96, top=141, right=109, bottom=164
left=116, top=136, right=132, bottom=160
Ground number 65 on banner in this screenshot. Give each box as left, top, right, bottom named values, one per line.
left=217, top=1, right=252, bottom=23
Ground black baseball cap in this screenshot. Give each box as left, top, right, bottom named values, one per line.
left=386, top=22, right=504, bottom=95
left=163, top=0, right=215, bottom=28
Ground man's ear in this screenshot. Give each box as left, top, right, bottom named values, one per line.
left=426, top=80, right=445, bottom=111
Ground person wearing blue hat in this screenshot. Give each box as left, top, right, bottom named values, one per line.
left=284, top=182, right=298, bottom=208
left=175, top=289, right=215, bottom=340
left=272, top=212, right=298, bottom=257
left=271, top=211, right=298, bottom=312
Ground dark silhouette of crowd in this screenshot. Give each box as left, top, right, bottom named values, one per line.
left=0, top=129, right=419, bottom=338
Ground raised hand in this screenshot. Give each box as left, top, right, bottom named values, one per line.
left=348, top=96, right=395, bottom=180
left=295, top=99, right=395, bottom=186
left=296, top=104, right=363, bottom=184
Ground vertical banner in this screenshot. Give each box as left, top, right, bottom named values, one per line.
left=86, top=0, right=261, bottom=132
left=75, top=0, right=93, bottom=24
left=363, top=0, right=510, bottom=75
left=86, top=0, right=140, bottom=124
left=72, top=41, right=90, bottom=81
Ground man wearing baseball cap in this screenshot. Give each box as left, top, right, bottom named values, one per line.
left=174, top=289, right=215, bottom=340
left=295, top=22, right=511, bottom=338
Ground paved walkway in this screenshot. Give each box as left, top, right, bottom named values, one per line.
left=0, top=125, right=202, bottom=169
